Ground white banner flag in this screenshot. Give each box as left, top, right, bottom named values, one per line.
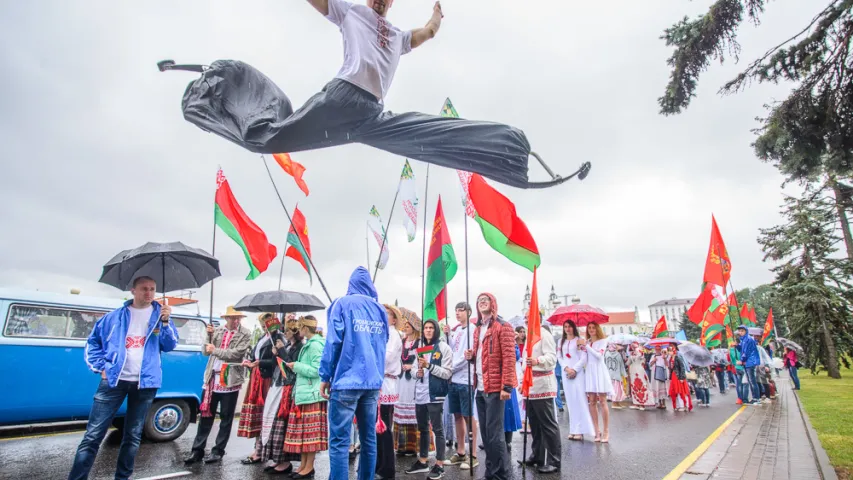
left=399, top=160, right=419, bottom=242
left=368, top=205, right=390, bottom=269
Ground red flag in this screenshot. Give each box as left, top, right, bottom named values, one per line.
left=687, top=287, right=715, bottom=325
left=284, top=206, right=312, bottom=284
left=740, top=303, right=757, bottom=326
left=652, top=315, right=668, bottom=338
left=521, top=267, right=540, bottom=398
left=273, top=153, right=310, bottom=196
left=703, top=215, right=732, bottom=287
left=423, top=198, right=458, bottom=322
left=761, top=308, right=774, bottom=346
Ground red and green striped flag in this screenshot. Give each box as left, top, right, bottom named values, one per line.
left=467, top=173, right=541, bottom=272
left=416, top=344, right=436, bottom=357
left=215, top=169, right=277, bottom=280
left=219, top=364, right=232, bottom=386
left=702, top=323, right=724, bottom=348
left=761, top=308, right=775, bottom=347
left=652, top=315, right=668, bottom=338
left=423, top=197, right=458, bottom=322
left=285, top=206, right=312, bottom=284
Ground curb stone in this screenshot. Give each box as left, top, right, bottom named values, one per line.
left=791, top=387, right=838, bottom=480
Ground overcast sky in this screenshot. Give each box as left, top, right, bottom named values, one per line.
left=0, top=0, right=822, bottom=329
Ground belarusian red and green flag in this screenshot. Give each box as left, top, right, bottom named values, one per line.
left=652, top=315, right=668, bottom=338
left=740, top=302, right=757, bottom=326
left=215, top=169, right=277, bottom=280
left=423, top=197, right=458, bottom=322
left=285, top=206, right=312, bottom=284
left=467, top=174, right=541, bottom=271
left=702, top=323, right=724, bottom=348
left=761, top=308, right=775, bottom=347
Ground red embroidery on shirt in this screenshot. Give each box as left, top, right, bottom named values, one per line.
left=377, top=16, right=389, bottom=49
left=126, top=336, right=145, bottom=349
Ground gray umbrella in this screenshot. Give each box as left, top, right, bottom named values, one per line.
left=778, top=337, right=804, bottom=353
left=99, top=241, right=220, bottom=292
left=678, top=343, right=715, bottom=367
left=234, top=290, right=325, bottom=314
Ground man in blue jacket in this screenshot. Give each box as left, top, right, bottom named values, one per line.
left=736, top=325, right=762, bottom=405
left=68, top=276, right=179, bottom=480
left=319, top=266, right=389, bottom=480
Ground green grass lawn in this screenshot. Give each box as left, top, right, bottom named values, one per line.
left=798, top=367, right=853, bottom=479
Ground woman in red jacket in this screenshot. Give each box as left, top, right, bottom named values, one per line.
left=783, top=347, right=801, bottom=390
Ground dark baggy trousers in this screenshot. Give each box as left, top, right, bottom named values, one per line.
left=375, top=405, right=395, bottom=479
left=476, top=391, right=511, bottom=480
left=191, top=390, right=240, bottom=456
left=416, top=403, right=445, bottom=461
left=526, top=398, right=561, bottom=467
left=181, top=60, right=532, bottom=188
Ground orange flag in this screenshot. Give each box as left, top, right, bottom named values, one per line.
left=704, top=215, right=732, bottom=288
left=521, top=267, right=540, bottom=398
left=273, top=153, right=310, bottom=196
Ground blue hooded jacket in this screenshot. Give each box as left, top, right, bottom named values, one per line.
left=319, top=267, right=389, bottom=391
left=738, top=330, right=761, bottom=368
left=85, top=300, right=179, bottom=389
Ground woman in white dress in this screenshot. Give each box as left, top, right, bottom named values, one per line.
left=558, top=320, right=594, bottom=441
left=579, top=322, right=613, bottom=443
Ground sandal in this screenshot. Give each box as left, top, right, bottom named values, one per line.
left=594, top=433, right=601, bottom=443
left=241, top=456, right=262, bottom=465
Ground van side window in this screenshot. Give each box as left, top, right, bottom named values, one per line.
left=4, top=304, right=106, bottom=339
left=171, top=317, right=206, bottom=346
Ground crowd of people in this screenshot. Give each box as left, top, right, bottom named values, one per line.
left=66, top=271, right=802, bottom=480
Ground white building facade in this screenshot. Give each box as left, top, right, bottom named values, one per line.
left=648, top=298, right=694, bottom=331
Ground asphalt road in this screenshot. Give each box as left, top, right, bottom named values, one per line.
left=0, top=392, right=740, bottom=480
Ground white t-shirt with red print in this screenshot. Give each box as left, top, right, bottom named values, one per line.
left=119, top=305, right=152, bottom=382
left=325, top=0, right=413, bottom=101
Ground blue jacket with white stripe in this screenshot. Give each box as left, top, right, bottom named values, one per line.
left=85, top=300, right=179, bottom=389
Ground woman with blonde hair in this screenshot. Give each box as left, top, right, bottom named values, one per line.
left=283, top=315, right=327, bottom=479
left=578, top=322, right=613, bottom=443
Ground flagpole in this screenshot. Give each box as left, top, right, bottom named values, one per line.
left=373, top=177, right=402, bottom=283
left=366, top=222, right=371, bottom=270
left=420, top=164, right=431, bottom=346
left=261, top=155, right=332, bottom=303
left=209, top=167, right=219, bottom=340
left=463, top=211, right=474, bottom=476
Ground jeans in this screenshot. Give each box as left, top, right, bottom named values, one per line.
left=191, top=390, right=239, bottom=456
left=476, top=391, right=511, bottom=480
left=734, top=371, right=747, bottom=402
left=68, top=379, right=157, bottom=480
left=328, top=389, right=379, bottom=480
left=789, top=366, right=801, bottom=390
left=554, top=370, right=564, bottom=409
left=417, top=403, right=445, bottom=461
left=745, top=366, right=760, bottom=402
left=715, top=370, right=727, bottom=394
left=696, top=388, right=710, bottom=405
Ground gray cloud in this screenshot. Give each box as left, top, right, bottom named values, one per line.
left=0, top=0, right=821, bottom=327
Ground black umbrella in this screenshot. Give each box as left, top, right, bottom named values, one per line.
left=233, top=290, right=325, bottom=314
left=99, top=241, right=220, bottom=292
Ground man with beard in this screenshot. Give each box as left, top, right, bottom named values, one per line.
left=464, top=294, right=517, bottom=480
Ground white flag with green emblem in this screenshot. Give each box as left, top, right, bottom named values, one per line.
left=368, top=205, right=390, bottom=269
left=399, top=160, right=418, bottom=242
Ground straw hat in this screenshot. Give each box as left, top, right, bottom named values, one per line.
left=222, top=306, right=246, bottom=318
left=399, top=307, right=422, bottom=333
left=383, top=304, right=405, bottom=331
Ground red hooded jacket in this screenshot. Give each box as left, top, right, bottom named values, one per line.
left=471, top=293, right=518, bottom=394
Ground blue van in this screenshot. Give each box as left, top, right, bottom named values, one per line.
left=0, top=288, right=221, bottom=441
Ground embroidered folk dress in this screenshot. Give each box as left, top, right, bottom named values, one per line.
left=583, top=339, right=614, bottom=395
left=558, top=337, right=595, bottom=436
left=627, top=349, right=655, bottom=407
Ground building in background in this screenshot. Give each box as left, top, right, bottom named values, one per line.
left=603, top=308, right=642, bottom=336
left=648, top=298, right=694, bottom=331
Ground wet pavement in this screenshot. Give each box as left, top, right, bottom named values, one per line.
left=0, top=394, right=740, bottom=480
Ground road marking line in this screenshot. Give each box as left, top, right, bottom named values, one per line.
left=136, top=472, right=192, bottom=480
left=0, top=427, right=111, bottom=442
left=661, top=406, right=746, bottom=480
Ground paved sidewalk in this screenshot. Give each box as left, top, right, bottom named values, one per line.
left=679, top=373, right=836, bottom=480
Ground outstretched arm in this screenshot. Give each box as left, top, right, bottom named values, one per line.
left=411, top=1, right=443, bottom=49
left=306, top=0, right=330, bottom=16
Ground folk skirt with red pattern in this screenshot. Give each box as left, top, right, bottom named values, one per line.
left=237, top=369, right=272, bottom=438
left=283, top=401, right=329, bottom=454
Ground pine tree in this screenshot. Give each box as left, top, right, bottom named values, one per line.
left=735, top=284, right=786, bottom=334
left=679, top=311, right=703, bottom=343
left=758, top=185, right=853, bottom=378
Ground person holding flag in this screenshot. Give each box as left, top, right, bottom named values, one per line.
left=445, top=302, right=479, bottom=471
left=518, top=271, right=561, bottom=474
left=405, top=319, right=452, bottom=479
left=735, top=325, right=763, bottom=406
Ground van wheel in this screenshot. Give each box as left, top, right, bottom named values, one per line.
left=143, top=399, right=190, bottom=442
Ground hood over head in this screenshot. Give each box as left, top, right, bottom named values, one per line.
left=475, top=292, right=498, bottom=325
left=346, top=266, right=378, bottom=300
left=423, top=319, right=441, bottom=345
